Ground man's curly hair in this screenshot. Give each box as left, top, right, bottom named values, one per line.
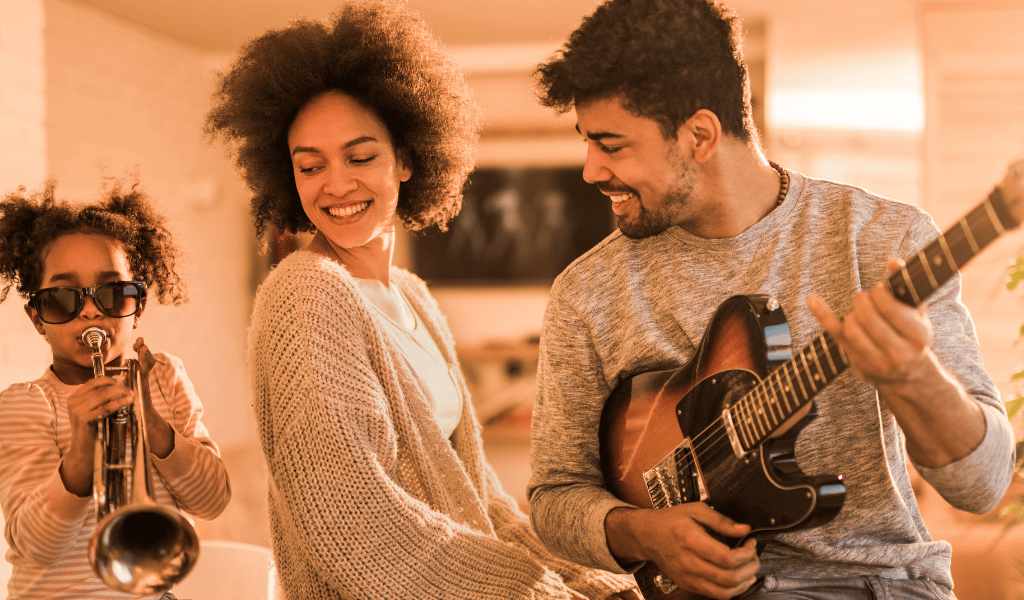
left=0, top=179, right=187, bottom=305
left=205, top=0, right=481, bottom=240
left=536, top=0, right=755, bottom=142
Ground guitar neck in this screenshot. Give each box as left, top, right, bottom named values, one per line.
left=728, top=188, right=1017, bottom=452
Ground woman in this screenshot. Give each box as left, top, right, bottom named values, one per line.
left=205, top=2, right=637, bottom=598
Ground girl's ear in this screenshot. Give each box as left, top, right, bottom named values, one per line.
left=24, top=304, right=46, bottom=336
left=133, top=297, right=147, bottom=328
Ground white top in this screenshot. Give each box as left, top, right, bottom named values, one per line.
left=355, top=278, right=462, bottom=438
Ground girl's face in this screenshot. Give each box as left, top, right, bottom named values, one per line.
left=25, top=232, right=144, bottom=385
left=287, top=91, right=412, bottom=251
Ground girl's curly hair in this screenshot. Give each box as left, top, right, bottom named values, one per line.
left=536, top=0, right=756, bottom=143
left=205, top=0, right=481, bottom=240
left=0, top=179, right=187, bottom=305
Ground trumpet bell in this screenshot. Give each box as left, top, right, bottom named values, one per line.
left=88, top=503, right=200, bottom=594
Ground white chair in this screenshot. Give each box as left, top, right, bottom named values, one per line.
left=170, top=540, right=280, bottom=600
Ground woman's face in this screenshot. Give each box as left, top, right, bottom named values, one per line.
left=287, top=91, right=412, bottom=251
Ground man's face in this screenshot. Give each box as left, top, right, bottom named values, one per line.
left=576, top=96, right=696, bottom=239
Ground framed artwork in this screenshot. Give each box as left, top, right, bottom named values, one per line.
left=412, top=167, right=615, bottom=284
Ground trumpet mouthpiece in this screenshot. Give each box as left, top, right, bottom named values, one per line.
left=81, top=327, right=107, bottom=350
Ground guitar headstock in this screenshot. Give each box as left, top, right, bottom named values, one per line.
left=997, top=159, right=1024, bottom=227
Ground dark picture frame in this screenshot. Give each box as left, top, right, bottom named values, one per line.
left=413, top=166, right=615, bottom=284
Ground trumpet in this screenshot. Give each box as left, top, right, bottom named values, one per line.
left=81, top=326, right=200, bottom=594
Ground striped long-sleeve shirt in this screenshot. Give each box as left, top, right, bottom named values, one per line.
left=0, top=352, right=231, bottom=599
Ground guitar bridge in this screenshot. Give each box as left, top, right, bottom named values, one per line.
left=642, top=438, right=708, bottom=508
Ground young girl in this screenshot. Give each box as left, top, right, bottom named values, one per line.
left=0, top=180, right=231, bottom=599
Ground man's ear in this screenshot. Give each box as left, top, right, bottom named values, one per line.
left=24, top=303, right=46, bottom=336
left=680, top=109, right=721, bottom=164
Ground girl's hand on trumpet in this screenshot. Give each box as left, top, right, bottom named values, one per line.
left=60, top=376, right=134, bottom=496
left=133, top=337, right=175, bottom=459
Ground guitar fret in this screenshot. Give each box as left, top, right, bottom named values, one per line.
left=983, top=196, right=1007, bottom=236
left=798, top=350, right=818, bottom=393
left=790, top=359, right=809, bottom=401
left=736, top=408, right=754, bottom=449
left=748, top=396, right=765, bottom=442
left=818, top=335, right=838, bottom=377
left=753, top=391, right=770, bottom=437
left=917, top=248, right=939, bottom=290
left=742, top=403, right=758, bottom=448
left=762, top=383, right=783, bottom=428
left=781, top=367, right=797, bottom=410
left=938, top=235, right=959, bottom=271
left=896, top=267, right=922, bottom=305
left=960, top=217, right=981, bottom=255
left=809, top=344, right=827, bottom=386
left=836, top=344, right=849, bottom=368
left=753, top=386, right=774, bottom=432
left=737, top=395, right=761, bottom=442
left=761, top=376, right=782, bottom=427
left=923, top=241, right=956, bottom=287
left=737, top=399, right=753, bottom=446
left=774, top=370, right=794, bottom=413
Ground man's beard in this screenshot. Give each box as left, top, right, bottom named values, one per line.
left=616, top=167, right=694, bottom=239
left=617, top=202, right=674, bottom=239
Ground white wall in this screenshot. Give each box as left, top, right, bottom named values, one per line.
left=0, top=0, right=263, bottom=565
left=9, top=0, right=258, bottom=454
left=0, top=0, right=46, bottom=594
left=0, top=0, right=49, bottom=395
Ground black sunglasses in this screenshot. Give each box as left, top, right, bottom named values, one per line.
left=28, top=281, right=147, bottom=325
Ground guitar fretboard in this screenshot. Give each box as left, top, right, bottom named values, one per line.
left=725, top=188, right=1016, bottom=452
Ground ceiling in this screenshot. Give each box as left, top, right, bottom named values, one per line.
left=72, top=0, right=606, bottom=52
left=70, top=0, right=924, bottom=54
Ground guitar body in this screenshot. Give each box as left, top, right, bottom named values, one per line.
left=600, top=295, right=847, bottom=600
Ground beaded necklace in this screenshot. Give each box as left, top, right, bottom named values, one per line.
left=769, top=160, right=790, bottom=206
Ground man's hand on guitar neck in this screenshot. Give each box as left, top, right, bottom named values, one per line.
left=605, top=503, right=759, bottom=600
left=806, top=260, right=986, bottom=469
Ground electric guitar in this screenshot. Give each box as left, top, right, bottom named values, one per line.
left=599, top=166, right=1024, bottom=600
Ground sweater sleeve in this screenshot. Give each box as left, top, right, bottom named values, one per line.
left=483, top=462, right=636, bottom=599
left=249, top=262, right=584, bottom=599
left=0, top=383, right=91, bottom=566
left=528, top=284, right=637, bottom=574
left=148, top=354, right=232, bottom=520
left=897, top=214, right=1015, bottom=513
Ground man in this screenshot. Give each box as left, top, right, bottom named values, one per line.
left=526, top=0, right=1020, bottom=598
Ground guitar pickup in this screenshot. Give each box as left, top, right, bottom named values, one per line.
left=642, top=439, right=709, bottom=508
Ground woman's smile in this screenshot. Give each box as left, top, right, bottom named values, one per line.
left=325, top=200, right=372, bottom=220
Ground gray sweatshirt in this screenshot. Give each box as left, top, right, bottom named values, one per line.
left=528, top=170, right=1016, bottom=589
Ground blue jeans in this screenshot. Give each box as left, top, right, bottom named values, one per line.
left=738, top=575, right=956, bottom=599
